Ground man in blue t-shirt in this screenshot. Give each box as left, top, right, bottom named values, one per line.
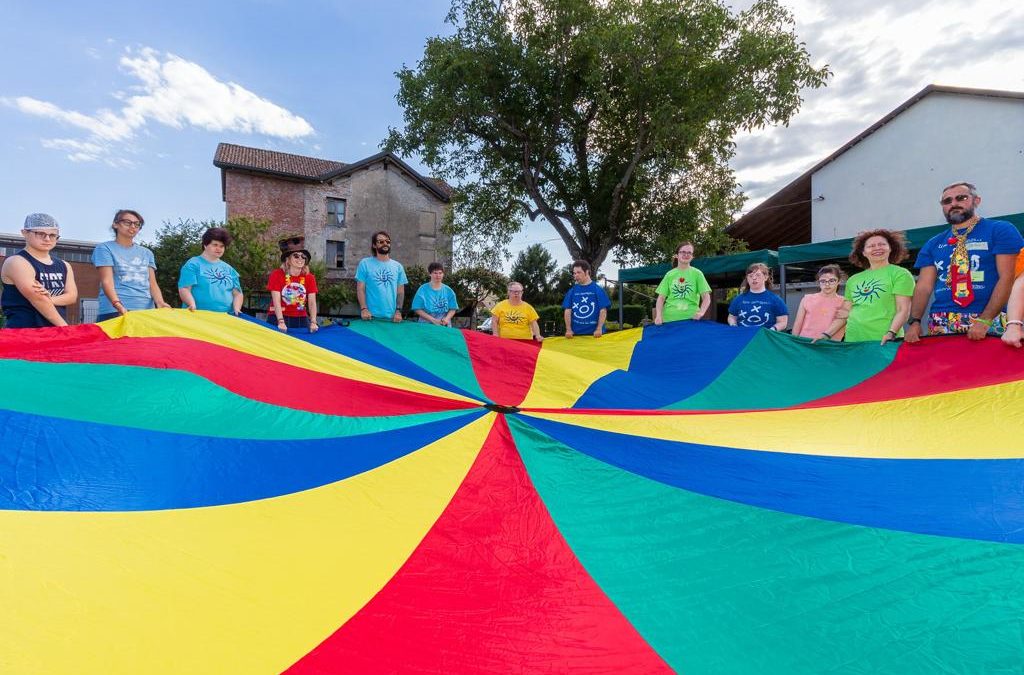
left=356, top=230, right=408, bottom=321
left=905, top=181, right=1024, bottom=342
left=562, top=259, right=611, bottom=338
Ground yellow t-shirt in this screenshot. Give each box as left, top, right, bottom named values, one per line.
left=491, top=299, right=539, bottom=339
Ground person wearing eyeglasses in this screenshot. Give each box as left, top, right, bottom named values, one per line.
left=817, top=229, right=914, bottom=345
left=1, top=213, right=78, bottom=328
left=491, top=281, right=543, bottom=341
left=791, top=264, right=846, bottom=340
left=356, top=230, right=407, bottom=322
left=653, top=241, right=711, bottom=325
left=904, top=182, right=1023, bottom=343
left=267, top=237, right=319, bottom=333
left=92, top=209, right=170, bottom=321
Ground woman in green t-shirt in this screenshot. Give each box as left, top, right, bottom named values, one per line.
left=818, top=229, right=914, bottom=345
left=654, top=241, right=712, bottom=324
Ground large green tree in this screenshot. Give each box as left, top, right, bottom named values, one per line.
left=510, top=243, right=558, bottom=304
left=386, top=0, right=828, bottom=269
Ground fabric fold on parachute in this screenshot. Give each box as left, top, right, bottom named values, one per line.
left=517, top=412, right=1024, bottom=542
left=572, top=321, right=759, bottom=409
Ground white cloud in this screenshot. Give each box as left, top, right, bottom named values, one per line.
left=731, top=0, right=1024, bottom=212
left=5, top=47, right=314, bottom=165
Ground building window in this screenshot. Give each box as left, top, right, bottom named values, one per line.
left=326, top=198, right=346, bottom=227
left=326, top=240, right=346, bottom=269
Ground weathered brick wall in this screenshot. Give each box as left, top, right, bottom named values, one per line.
left=224, top=172, right=307, bottom=241
left=345, top=163, right=451, bottom=275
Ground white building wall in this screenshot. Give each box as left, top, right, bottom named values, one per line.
left=810, top=93, right=1024, bottom=242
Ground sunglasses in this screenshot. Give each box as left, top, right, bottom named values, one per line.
left=375, top=239, right=391, bottom=245
left=940, top=194, right=973, bottom=206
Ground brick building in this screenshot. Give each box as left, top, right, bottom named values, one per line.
left=213, top=143, right=453, bottom=281
left=0, top=233, right=100, bottom=324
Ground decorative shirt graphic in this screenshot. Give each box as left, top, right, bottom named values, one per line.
left=356, top=257, right=408, bottom=318
left=914, top=218, right=1023, bottom=314
left=562, top=282, right=611, bottom=334
left=843, top=265, right=914, bottom=342
left=655, top=267, right=711, bottom=322
left=728, top=290, right=788, bottom=328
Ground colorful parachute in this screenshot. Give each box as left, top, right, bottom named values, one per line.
left=2, top=310, right=1022, bottom=673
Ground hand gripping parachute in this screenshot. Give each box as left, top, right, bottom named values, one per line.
left=2, top=310, right=1023, bottom=673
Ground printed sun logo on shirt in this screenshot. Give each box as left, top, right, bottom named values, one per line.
left=430, top=297, right=450, bottom=314
left=851, top=278, right=884, bottom=304
left=670, top=278, right=692, bottom=300
left=373, top=268, right=395, bottom=285
left=504, top=310, right=526, bottom=325
left=204, top=267, right=235, bottom=287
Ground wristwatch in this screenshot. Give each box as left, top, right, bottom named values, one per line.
left=908, top=317, right=921, bottom=325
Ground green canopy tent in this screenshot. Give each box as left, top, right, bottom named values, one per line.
left=775, top=212, right=1024, bottom=302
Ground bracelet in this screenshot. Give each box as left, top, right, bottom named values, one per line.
left=972, top=317, right=993, bottom=327
left=113, top=300, right=124, bottom=307
left=360, top=307, right=368, bottom=312
left=908, top=317, right=921, bottom=325
left=1006, top=320, right=1024, bottom=328
left=277, top=318, right=285, bottom=323
left=821, top=332, right=832, bottom=339
left=886, top=329, right=897, bottom=336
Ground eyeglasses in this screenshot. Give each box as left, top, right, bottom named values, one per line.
left=508, top=290, right=523, bottom=294
left=940, top=194, right=973, bottom=206
left=818, top=278, right=839, bottom=285
left=117, top=219, right=143, bottom=228
left=677, top=250, right=694, bottom=257
left=28, top=231, right=60, bottom=241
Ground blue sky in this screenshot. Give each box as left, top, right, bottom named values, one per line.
left=4, top=0, right=1024, bottom=273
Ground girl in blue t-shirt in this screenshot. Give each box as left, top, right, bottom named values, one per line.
left=728, top=263, right=789, bottom=330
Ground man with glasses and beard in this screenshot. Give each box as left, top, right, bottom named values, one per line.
left=905, top=182, right=1023, bottom=342
left=356, top=230, right=408, bottom=322
left=1, top=213, right=78, bottom=328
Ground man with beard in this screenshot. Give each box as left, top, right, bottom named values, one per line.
left=356, top=230, right=408, bottom=322
left=905, top=182, right=1023, bottom=342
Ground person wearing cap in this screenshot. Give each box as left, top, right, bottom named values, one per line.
left=177, top=227, right=243, bottom=314
left=1, top=213, right=78, bottom=328
left=267, top=237, right=319, bottom=332
left=356, top=230, right=407, bottom=322
left=92, top=209, right=170, bottom=321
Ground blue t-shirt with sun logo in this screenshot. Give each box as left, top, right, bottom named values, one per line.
left=356, top=257, right=408, bottom=318
left=411, top=282, right=459, bottom=322
left=843, top=265, right=914, bottom=342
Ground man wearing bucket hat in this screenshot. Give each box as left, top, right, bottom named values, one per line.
left=1, top=213, right=78, bottom=328
left=266, top=235, right=319, bottom=332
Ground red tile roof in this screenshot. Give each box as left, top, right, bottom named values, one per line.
left=214, top=143, right=345, bottom=180
left=213, top=143, right=452, bottom=201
